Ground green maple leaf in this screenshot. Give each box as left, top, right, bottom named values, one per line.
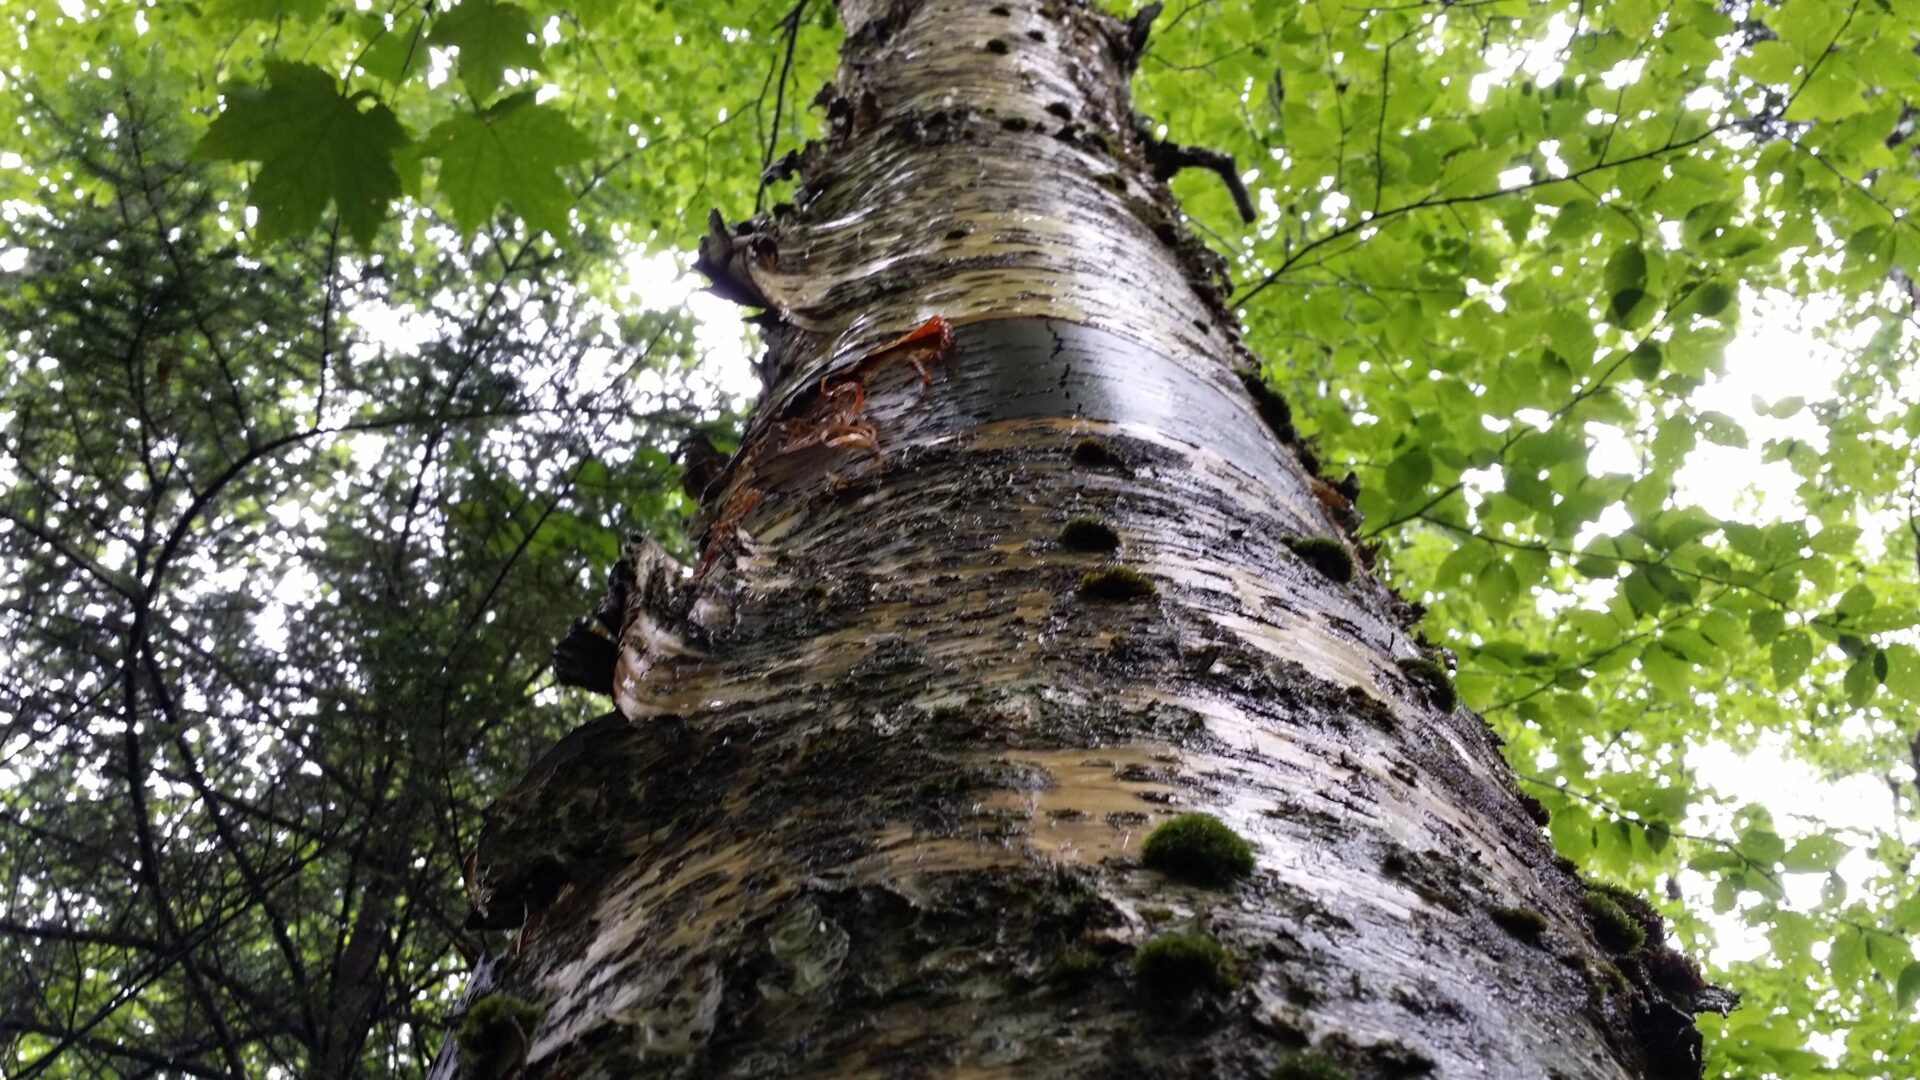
left=193, top=61, right=409, bottom=246
left=357, top=14, right=428, bottom=86
left=423, top=93, right=593, bottom=237
left=429, top=0, right=545, bottom=102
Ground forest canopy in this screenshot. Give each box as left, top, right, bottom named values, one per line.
left=1, top=0, right=1917, bottom=1076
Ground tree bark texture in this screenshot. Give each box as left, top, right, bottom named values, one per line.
left=444, top=2, right=1729, bottom=1077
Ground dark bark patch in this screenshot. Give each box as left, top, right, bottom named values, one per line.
left=1379, top=844, right=1467, bottom=913
left=1236, top=368, right=1296, bottom=445
left=1518, top=793, right=1551, bottom=827
left=1070, top=436, right=1126, bottom=468
left=1311, top=1032, right=1436, bottom=1076
left=455, top=994, right=544, bottom=1079
left=1078, top=565, right=1157, bottom=603
left=1046, top=945, right=1106, bottom=987
left=1394, top=657, right=1457, bottom=712
left=985, top=37, right=1010, bottom=54
left=1341, top=685, right=1395, bottom=730
left=1140, top=813, right=1255, bottom=887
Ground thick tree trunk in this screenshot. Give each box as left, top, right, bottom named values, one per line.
left=444, top=3, right=1729, bottom=1077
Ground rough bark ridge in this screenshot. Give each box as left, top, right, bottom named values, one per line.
left=445, top=2, right=1730, bottom=1077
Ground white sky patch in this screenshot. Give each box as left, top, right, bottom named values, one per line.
left=1584, top=421, right=1638, bottom=475
left=1469, top=12, right=1575, bottom=103
left=618, top=248, right=759, bottom=402
left=426, top=48, right=454, bottom=90
left=351, top=298, right=440, bottom=356
left=1674, top=291, right=1847, bottom=520
left=348, top=432, right=389, bottom=471
left=1601, top=58, right=1646, bottom=91
left=253, top=562, right=319, bottom=655
left=1684, top=733, right=1899, bottom=969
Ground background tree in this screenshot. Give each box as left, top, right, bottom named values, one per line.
left=1, top=0, right=1917, bottom=1076
left=0, top=77, right=720, bottom=1075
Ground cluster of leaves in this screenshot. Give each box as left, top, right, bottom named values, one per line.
left=1137, top=0, right=1920, bottom=1073
left=0, top=77, right=719, bottom=1076
left=0, top=0, right=841, bottom=248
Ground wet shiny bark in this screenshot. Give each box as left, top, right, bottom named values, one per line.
left=442, top=2, right=1724, bottom=1077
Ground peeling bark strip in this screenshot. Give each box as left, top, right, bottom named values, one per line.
left=445, top=2, right=1730, bottom=1078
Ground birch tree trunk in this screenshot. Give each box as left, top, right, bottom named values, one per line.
left=445, top=2, right=1731, bottom=1077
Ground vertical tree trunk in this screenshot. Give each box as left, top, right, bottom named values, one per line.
left=449, top=2, right=1730, bottom=1076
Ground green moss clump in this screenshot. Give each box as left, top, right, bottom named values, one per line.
left=1133, top=932, right=1237, bottom=996
left=1395, top=656, right=1457, bottom=712
left=1273, top=1053, right=1354, bottom=1080
left=1283, top=535, right=1354, bottom=584
left=1000, top=114, right=1030, bottom=131
left=1490, top=905, right=1549, bottom=945
left=1582, top=890, right=1647, bottom=953
left=1093, top=171, right=1126, bottom=193
left=1077, top=565, right=1156, bottom=603
left=1059, top=516, right=1120, bottom=553
left=1048, top=945, right=1103, bottom=985
left=1140, top=813, right=1256, bottom=887
left=1589, top=881, right=1667, bottom=947
left=1594, top=959, right=1629, bottom=994
left=1070, top=437, right=1124, bottom=468
left=456, top=994, right=545, bottom=1071
left=1342, top=685, right=1395, bottom=730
